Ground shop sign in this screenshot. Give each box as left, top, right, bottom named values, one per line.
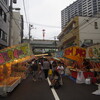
left=64, top=46, right=86, bottom=61
left=86, top=44, right=100, bottom=59
left=55, top=51, right=63, bottom=58
left=0, top=43, right=32, bottom=65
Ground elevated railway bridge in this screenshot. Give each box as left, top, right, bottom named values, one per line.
left=23, top=39, right=59, bottom=53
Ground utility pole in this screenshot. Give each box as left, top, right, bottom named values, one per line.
left=9, top=0, right=13, bottom=46
left=29, top=24, right=31, bottom=43
left=54, top=36, right=57, bottom=52
left=42, top=29, right=45, bottom=40
left=29, top=24, right=34, bottom=43
left=9, top=0, right=17, bottom=46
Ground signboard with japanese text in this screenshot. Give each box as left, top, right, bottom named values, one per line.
left=86, top=44, right=100, bottom=59
left=64, top=46, right=86, bottom=62
left=0, top=43, right=33, bottom=65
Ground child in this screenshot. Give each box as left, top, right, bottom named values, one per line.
left=50, top=70, right=61, bottom=89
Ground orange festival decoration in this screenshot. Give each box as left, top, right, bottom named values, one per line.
left=64, top=46, right=86, bottom=66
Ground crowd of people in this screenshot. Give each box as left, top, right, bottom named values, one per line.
left=27, top=58, right=65, bottom=89
left=25, top=57, right=100, bottom=90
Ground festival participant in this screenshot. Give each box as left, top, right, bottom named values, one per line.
left=37, top=62, right=44, bottom=80
left=56, top=62, right=64, bottom=85
left=42, top=59, right=50, bottom=79
left=52, top=61, right=57, bottom=72
left=50, top=70, right=61, bottom=89
left=31, top=60, right=38, bottom=81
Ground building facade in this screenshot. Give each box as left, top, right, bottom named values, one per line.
left=0, top=0, right=9, bottom=49
left=10, top=11, right=23, bottom=46
left=58, top=16, right=100, bottom=50
left=61, top=0, right=100, bottom=29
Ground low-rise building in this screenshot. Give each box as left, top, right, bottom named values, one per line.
left=58, top=16, right=100, bottom=50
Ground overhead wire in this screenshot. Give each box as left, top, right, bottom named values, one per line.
left=22, top=0, right=29, bottom=29
left=1, top=0, right=100, bottom=41
left=73, top=17, right=100, bottom=43
left=0, top=0, right=61, bottom=29
left=12, top=18, right=61, bottom=28
left=59, top=16, right=100, bottom=46
left=0, top=0, right=9, bottom=12
left=16, top=16, right=100, bottom=40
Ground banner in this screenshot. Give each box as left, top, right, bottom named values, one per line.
left=86, top=44, right=100, bottom=59
left=55, top=51, right=63, bottom=58
left=64, top=46, right=86, bottom=62
left=0, top=43, right=32, bottom=65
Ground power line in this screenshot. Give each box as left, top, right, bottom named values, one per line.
left=59, top=16, right=100, bottom=45
left=12, top=15, right=21, bottom=31
left=12, top=18, right=61, bottom=28
left=73, top=17, right=100, bottom=43
left=31, top=23, right=61, bottom=28
left=22, top=0, right=29, bottom=29
left=80, top=18, right=100, bottom=30
left=80, top=32, right=100, bottom=34
left=0, top=1, right=9, bottom=12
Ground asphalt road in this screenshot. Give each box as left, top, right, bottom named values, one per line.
left=0, top=75, right=99, bottom=100
left=56, top=77, right=100, bottom=100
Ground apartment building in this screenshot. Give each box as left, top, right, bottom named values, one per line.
left=61, top=0, right=100, bottom=29
left=0, top=0, right=9, bottom=49
left=58, top=16, right=100, bottom=50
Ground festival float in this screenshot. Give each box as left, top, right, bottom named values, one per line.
left=64, top=46, right=100, bottom=84
left=64, top=46, right=90, bottom=82
left=0, top=43, right=33, bottom=95
left=86, top=44, right=100, bottom=83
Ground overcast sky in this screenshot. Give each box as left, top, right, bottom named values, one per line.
left=14, top=0, right=76, bottom=40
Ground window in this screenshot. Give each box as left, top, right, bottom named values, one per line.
left=2, top=33, right=7, bottom=42
left=4, top=13, right=6, bottom=22
left=0, top=6, right=6, bottom=22
left=0, top=29, right=7, bottom=42
left=0, top=7, right=2, bottom=16
left=94, top=22, right=98, bottom=29
left=84, top=39, right=93, bottom=45
left=0, top=29, right=3, bottom=39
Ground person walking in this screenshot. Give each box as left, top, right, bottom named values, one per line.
left=56, top=62, right=64, bottom=85
left=31, top=60, right=38, bottom=81
left=43, top=59, right=50, bottom=79
left=37, top=61, right=44, bottom=80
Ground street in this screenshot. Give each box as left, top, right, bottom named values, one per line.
left=0, top=75, right=99, bottom=100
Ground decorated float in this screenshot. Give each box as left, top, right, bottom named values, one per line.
left=0, top=43, right=33, bottom=95
left=63, top=46, right=96, bottom=83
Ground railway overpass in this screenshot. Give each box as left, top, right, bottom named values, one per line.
left=23, top=39, right=59, bottom=53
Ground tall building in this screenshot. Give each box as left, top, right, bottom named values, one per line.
left=0, top=0, right=9, bottom=49
left=61, top=0, right=100, bottom=29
